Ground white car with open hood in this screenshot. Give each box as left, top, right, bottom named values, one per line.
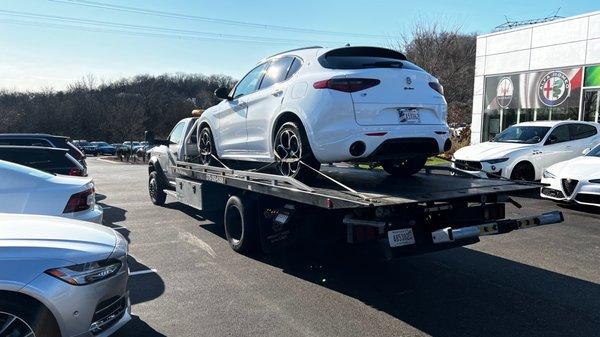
left=541, top=143, right=600, bottom=207
left=452, top=121, right=600, bottom=181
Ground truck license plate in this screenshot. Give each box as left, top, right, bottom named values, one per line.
left=387, top=228, right=416, bottom=248
left=398, top=108, right=420, bottom=123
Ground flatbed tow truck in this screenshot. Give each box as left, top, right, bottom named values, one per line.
left=146, top=119, right=564, bottom=259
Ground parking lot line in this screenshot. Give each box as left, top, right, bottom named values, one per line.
left=129, top=268, right=158, bottom=276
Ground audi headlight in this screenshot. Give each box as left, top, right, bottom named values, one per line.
left=543, top=169, right=556, bottom=179
left=589, top=179, right=600, bottom=184
left=482, top=158, right=509, bottom=164
left=46, top=259, right=122, bottom=286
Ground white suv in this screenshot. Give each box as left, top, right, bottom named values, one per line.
left=197, top=46, right=450, bottom=180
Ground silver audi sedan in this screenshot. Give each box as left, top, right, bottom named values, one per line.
left=0, top=213, right=130, bottom=337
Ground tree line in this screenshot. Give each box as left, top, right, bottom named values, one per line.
left=0, top=23, right=475, bottom=142
left=0, top=73, right=235, bottom=142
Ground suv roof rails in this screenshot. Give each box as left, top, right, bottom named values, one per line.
left=267, top=46, right=323, bottom=59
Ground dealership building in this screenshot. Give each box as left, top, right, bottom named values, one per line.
left=471, top=11, right=600, bottom=144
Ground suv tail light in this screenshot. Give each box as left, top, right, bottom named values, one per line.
left=68, top=167, right=85, bottom=176
left=313, top=78, right=380, bottom=93
left=429, top=82, right=444, bottom=95
left=63, top=188, right=95, bottom=213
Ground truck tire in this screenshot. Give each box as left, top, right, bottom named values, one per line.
left=224, top=195, right=258, bottom=253
left=382, top=157, right=427, bottom=177
left=149, top=171, right=167, bottom=206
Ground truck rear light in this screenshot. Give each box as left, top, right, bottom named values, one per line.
left=313, top=78, right=380, bottom=93
left=63, top=188, right=94, bottom=213
left=429, top=82, right=444, bottom=95
left=68, top=167, right=85, bottom=176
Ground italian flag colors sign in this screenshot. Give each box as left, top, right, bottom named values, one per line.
left=585, top=65, right=600, bottom=87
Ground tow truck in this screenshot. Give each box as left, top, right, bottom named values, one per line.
left=144, top=116, right=563, bottom=258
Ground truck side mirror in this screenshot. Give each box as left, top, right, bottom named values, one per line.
left=214, top=87, right=232, bottom=100
left=145, top=130, right=155, bottom=144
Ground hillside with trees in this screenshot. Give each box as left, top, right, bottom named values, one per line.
left=0, top=73, right=235, bottom=141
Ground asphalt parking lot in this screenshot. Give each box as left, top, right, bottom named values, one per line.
left=89, top=157, right=600, bottom=337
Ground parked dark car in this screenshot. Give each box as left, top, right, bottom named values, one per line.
left=0, top=146, right=87, bottom=176
left=91, top=141, right=116, bottom=155
left=72, top=140, right=99, bottom=156
left=0, top=133, right=86, bottom=166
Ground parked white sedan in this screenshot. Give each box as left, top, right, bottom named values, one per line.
left=452, top=121, right=600, bottom=181
left=541, top=143, right=600, bottom=206
left=0, top=159, right=103, bottom=223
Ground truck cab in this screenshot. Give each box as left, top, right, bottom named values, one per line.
left=148, top=117, right=198, bottom=188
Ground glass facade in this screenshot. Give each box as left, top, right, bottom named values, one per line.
left=480, top=65, right=600, bottom=142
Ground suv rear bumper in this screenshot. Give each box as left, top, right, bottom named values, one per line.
left=311, top=125, right=450, bottom=163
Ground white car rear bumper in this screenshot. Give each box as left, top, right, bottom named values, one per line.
left=65, top=204, right=104, bottom=224
left=311, top=124, right=450, bottom=163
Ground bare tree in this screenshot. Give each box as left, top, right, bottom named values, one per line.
left=390, top=20, right=476, bottom=124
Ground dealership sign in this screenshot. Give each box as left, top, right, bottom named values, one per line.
left=496, top=77, right=514, bottom=108
left=485, top=67, right=582, bottom=110
left=538, top=71, right=570, bottom=107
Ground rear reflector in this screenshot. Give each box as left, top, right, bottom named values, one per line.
left=429, top=82, right=444, bottom=95
left=63, top=187, right=94, bottom=213
left=313, top=78, right=380, bottom=93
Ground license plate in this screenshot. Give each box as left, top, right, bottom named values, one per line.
left=398, top=108, right=420, bottom=123
left=387, top=228, right=416, bottom=248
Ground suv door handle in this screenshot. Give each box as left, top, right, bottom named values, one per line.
left=272, top=90, right=283, bottom=97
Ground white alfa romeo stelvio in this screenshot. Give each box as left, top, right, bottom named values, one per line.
left=195, top=46, right=451, bottom=180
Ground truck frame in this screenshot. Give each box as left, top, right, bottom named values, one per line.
left=145, top=119, right=563, bottom=259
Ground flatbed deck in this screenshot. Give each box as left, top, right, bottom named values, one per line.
left=175, top=161, right=537, bottom=209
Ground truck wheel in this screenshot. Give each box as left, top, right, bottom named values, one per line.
left=149, top=171, right=167, bottom=206
left=224, top=195, right=258, bottom=253
left=199, top=126, right=218, bottom=166
left=274, top=122, right=320, bottom=182
left=382, top=157, right=427, bottom=177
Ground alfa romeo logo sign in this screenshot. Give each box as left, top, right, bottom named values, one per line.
left=496, top=77, right=513, bottom=108
left=538, top=71, right=570, bottom=107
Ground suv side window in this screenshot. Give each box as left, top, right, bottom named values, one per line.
left=169, top=122, right=186, bottom=145
left=285, top=57, right=302, bottom=79
left=259, top=57, right=294, bottom=90
left=547, top=124, right=570, bottom=144
left=569, top=123, right=597, bottom=140
left=233, top=63, right=269, bottom=99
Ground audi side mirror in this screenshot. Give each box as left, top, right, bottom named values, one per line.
left=214, top=87, right=232, bottom=100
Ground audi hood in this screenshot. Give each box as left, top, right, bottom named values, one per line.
left=454, top=142, right=533, bottom=161
left=546, top=156, right=600, bottom=180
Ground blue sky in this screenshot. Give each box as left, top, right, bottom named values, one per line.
left=0, top=0, right=598, bottom=91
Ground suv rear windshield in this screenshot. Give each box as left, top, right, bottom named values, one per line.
left=318, top=47, right=422, bottom=71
